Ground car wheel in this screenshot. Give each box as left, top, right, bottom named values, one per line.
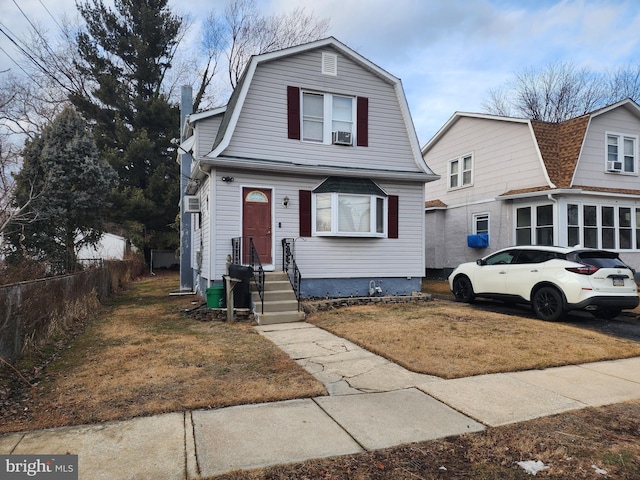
left=593, top=308, right=621, bottom=320
left=452, top=276, right=475, bottom=303
left=532, top=286, right=565, bottom=321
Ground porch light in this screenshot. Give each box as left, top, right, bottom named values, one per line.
left=283, top=196, right=290, bottom=207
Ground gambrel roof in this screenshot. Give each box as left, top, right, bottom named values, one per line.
left=184, top=36, right=436, bottom=182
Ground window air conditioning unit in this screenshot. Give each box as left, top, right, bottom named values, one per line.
left=332, top=131, right=352, bottom=146
left=184, top=195, right=200, bottom=213
left=607, top=161, right=623, bottom=172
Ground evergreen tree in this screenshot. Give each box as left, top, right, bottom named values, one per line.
left=71, top=0, right=183, bottom=252
left=5, top=107, right=116, bottom=272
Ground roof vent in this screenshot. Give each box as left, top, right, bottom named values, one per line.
left=322, top=52, right=337, bottom=76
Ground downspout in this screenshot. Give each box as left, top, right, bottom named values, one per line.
left=179, top=86, right=193, bottom=291
left=547, top=193, right=558, bottom=245
left=198, top=164, right=213, bottom=288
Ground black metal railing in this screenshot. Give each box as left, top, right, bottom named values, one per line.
left=282, top=238, right=302, bottom=311
left=231, top=237, right=241, bottom=265
left=249, top=238, right=265, bottom=314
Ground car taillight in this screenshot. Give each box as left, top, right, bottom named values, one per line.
left=565, top=264, right=599, bottom=275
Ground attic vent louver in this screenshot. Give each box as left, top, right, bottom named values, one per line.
left=322, top=52, right=337, bottom=76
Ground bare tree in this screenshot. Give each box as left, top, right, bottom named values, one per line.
left=607, top=65, right=640, bottom=104
left=483, top=62, right=610, bottom=122
left=187, top=0, right=330, bottom=111
left=0, top=81, right=43, bottom=236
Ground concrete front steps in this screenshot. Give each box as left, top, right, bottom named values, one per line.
left=251, top=271, right=305, bottom=325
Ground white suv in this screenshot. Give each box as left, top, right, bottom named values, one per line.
left=448, top=246, right=639, bottom=321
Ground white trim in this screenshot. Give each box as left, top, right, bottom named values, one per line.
left=312, top=191, right=387, bottom=237
left=447, top=152, right=473, bottom=190
left=604, top=130, right=638, bottom=175
left=473, top=212, right=490, bottom=235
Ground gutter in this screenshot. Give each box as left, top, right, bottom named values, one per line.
left=191, top=156, right=439, bottom=183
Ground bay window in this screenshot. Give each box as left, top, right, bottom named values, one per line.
left=299, top=177, right=398, bottom=238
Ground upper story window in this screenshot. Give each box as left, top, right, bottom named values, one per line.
left=606, top=132, right=637, bottom=174
left=448, top=154, right=473, bottom=189
left=287, top=86, right=368, bottom=147
left=302, top=92, right=354, bottom=144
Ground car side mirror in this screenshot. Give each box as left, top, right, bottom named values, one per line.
left=476, top=259, right=484, bottom=266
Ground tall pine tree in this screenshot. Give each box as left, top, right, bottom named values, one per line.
left=71, top=0, right=183, bottom=253
left=6, top=107, right=116, bottom=272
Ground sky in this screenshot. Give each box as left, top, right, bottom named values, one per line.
left=2, top=0, right=640, bottom=144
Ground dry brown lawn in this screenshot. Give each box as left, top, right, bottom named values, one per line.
left=0, top=272, right=325, bottom=434
left=307, top=301, right=640, bottom=379
left=3, top=273, right=640, bottom=479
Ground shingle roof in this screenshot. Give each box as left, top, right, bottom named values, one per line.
left=425, top=199, right=447, bottom=208
left=530, top=115, right=590, bottom=188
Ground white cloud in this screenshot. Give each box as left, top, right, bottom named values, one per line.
left=3, top=0, right=640, bottom=142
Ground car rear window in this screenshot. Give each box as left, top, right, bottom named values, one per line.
left=572, top=251, right=629, bottom=269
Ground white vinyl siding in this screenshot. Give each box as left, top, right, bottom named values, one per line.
left=195, top=115, right=223, bottom=157
left=221, top=49, right=418, bottom=172
left=207, top=171, right=425, bottom=280
left=424, top=118, right=546, bottom=205
left=573, top=107, right=640, bottom=188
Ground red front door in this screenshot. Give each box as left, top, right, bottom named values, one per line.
left=242, top=187, right=272, bottom=264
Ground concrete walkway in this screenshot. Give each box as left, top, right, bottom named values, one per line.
left=2, top=321, right=640, bottom=479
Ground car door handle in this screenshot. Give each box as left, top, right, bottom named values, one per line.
left=530, top=269, right=539, bottom=272
left=499, top=271, right=507, bottom=274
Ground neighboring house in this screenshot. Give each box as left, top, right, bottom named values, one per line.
left=422, top=98, right=640, bottom=277
left=178, top=37, right=438, bottom=300
left=77, top=232, right=129, bottom=260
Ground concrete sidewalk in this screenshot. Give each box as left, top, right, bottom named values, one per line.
left=2, top=321, right=640, bottom=479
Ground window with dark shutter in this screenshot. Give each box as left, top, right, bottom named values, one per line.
left=299, top=190, right=312, bottom=237
left=357, top=97, right=368, bottom=147
left=388, top=195, right=398, bottom=238
left=287, top=86, right=300, bottom=140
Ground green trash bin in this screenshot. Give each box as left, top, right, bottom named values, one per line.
left=206, top=285, right=225, bottom=308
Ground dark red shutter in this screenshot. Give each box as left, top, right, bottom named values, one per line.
left=388, top=195, right=398, bottom=238
left=287, top=86, right=300, bottom=140
left=356, top=96, right=368, bottom=147
left=299, top=190, right=312, bottom=237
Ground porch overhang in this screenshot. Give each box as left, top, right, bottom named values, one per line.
left=191, top=155, right=439, bottom=183
left=498, top=186, right=640, bottom=201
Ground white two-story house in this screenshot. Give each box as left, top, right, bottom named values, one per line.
left=422, top=98, right=640, bottom=277
left=178, top=37, right=438, bottom=308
